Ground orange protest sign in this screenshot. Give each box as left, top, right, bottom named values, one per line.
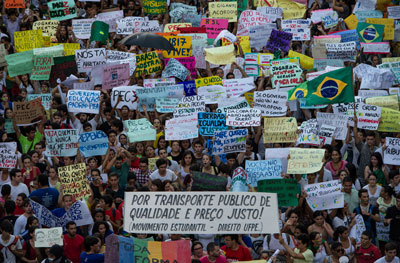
left=5, top=0, right=25, bottom=8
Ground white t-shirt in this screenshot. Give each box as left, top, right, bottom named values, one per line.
left=14, top=214, right=28, bottom=235
left=6, top=182, right=29, bottom=201
left=375, top=256, right=400, bottom=263
left=73, top=118, right=98, bottom=134
left=263, top=234, right=295, bottom=252
left=362, top=184, right=382, bottom=205
left=0, top=235, right=22, bottom=263
left=150, top=169, right=177, bottom=182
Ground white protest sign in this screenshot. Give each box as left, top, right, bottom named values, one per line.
left=311, top=8, right=334, bottom=23
left=361, top=42, right=390, bottom=54
left=316, top=112, right=348, bottom=140
left=213, top=30, right=237, bottom=45
left=256, top=7, right=283, bottom=22
left=304, top=180, right=344, bottom=211
left=281, top=19, right=311, bottom=41
left=357, top=103, right=381, bottom=130
left=111, top=86, right=138, bottom=110
left=67, top=90, right=100, bottom=114
left=297, top=119, right=320, bottom=146
left=304, top=180, right=342, bottom=197
left=226, top=108, right=261, bottom=127
left=237, top=10, right=272, bottom=36
left=165, top=116, right=198, bottom=140
left=97, top=10, right=124, bottom=33
left=123, top=192, right=279, bottom=234
left=135, top=20, right=161, bottom=33
left=245, top=159, right=283, bottom=187
left=0, top=142, right=17, bottom=168
left=143, top=78, right=175, bottom=88
left=173, top=95, right=206, bottom=118
left=350, top=214, right=366, bottom=243
left=325, top=42, right=356, bottom=61
left=116, top=17, right=145, bottom=35
left=388, top=6, right=400, bottom=19
left=72, top=19, right=94, bottom=39
left=249, top=24, right=276, bottom=50
left=354, top=63, right=395, bottom=89
left=265, top=148, right=291, bottom=174
left=353, top=0, right=377, bottom=12
left=384, top=137, right=400, bottom=165
left=358, top=89, right=388, bottom=98
left=223, top=77, right=255, bottom=97
left=212, top=129, right=248, bottom=155
left=156, top=98, right=179, bottom=113
left=106, top=50, right=135, bottom=61
left=75, top=48, right=106, bottom=73
left=216, top=99, right=250, bottom=113
left=125, top=118, right=156, bottom=142
left=318, top=124, right=336, bottom=145
left=73, top=80, right=94, bottom=90
left=44, top=129, right=79, bottom=157
left=321, top=11, right=338, bottom=29
left=35, top=227, right=63, bottom=247
left=197, top=85, right=227, bottom=104
left=254, top=91, right=288, bottom=116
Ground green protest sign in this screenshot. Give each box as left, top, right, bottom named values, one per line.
left=5, top=50, right=34, bottom=77
left=191, top=171, right=227, bottom=191
left=48, top=0, right=77, bottom=21
left=31, top=56, right=53, bottom=80
left=90, top=21, right=109, bottom=45
left=143, top=0, right=167, bottom=15
left=257, top=179, right=299, bottom=207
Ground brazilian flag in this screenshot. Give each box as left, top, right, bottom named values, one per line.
left=357, top=22, right=384, bottom=43
left=288, top=81, right=308, bottom=101
left=304, top=67, right=354, bottom=106
left=90, top=21, right=109, bottom=45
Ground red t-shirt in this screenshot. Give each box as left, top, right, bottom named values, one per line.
left=221, top=245, right=252, bottom=262
left=13, top=206, right=25, bottom=216
left=22, top=241, right=37, bottom=260
left=64, top=234, right=84, bottom=263
left=21, top=167, right=40, bottom=186
left=129, top=157, right=140, bottom=170
left=201, top=256, right=227, bottom=263
left=356, top=244, right=382, bottom=263
left=105, top=207, right=122, bottom=232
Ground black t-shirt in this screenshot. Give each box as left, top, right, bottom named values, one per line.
left=385, top=206, right=400, bottom=242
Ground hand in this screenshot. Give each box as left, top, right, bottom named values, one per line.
left=105, top=215, right=111, bottom=221
left=278, top=234, right=284, bottom=244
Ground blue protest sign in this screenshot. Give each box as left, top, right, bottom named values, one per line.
left=179, top=80, right=197, bottom=96
left=79, top=130, right=109, bottom=157
left=118, top=236, right=134, bottom=263
left=245, top=159, right=283, bottom=187
left=198, top=112, right=227, bottom=136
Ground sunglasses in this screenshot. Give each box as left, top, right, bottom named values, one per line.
left=336, top=249, right=344, bottom=253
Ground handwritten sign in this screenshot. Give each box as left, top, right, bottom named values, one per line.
left=287, top=148, right=325, bottom=174
left=316, top=112, right=348, bottom=140
left=102, top=63, right=130, bottom=90
left=271, top=63, right=302, bottom=88
left=79, top=131, right=108, bottom=157
left=59, top=163, right=91, bottom=201
left=31, top=56, right=53, bottom=81
left=0, top=142, right=17, bottom=169
left=200, top=18, right=229, bottom=39
left=14, top=30, right=43, bottom=52
left=165, top=116, right=198, bottom=140
left=254, top=91, right=288, bottom=116
left=67, top=90, right=100, bottom=114
left=72, top=19, right=95, bottom=39
left=174, top=95, right=205, bottom=118
left=263, top=117, right=298, bottom=143
left=35, top=228, right=63, bottom=247
left=45, top=129, right=78, bottom=157
left=162, top=36, right=192, bottom=58
left=5, top=0, right=25, bottom=8
left=209, top=2, right=238, bottom=22
left=125, top=119, right=156, bottom=142
left=75, top=48, right=106, bottom=73
left=257, top=179, right=298, bottom=207
left=326, top=42, right=356, bottom=61
left=33, top=20, right=59, bottom=41
left=246, top=159, right=282, bottom=187
left=226, top=109, right=261, bottom=127
left=135, top=51, right=162, bottom=76
left=198, top=112, right=227, bottom=136
left=48, top=0, right=77, bottom=21
left=282, top=19, right=311, bottom=41
left=156, top=98, right=179, bottom=113
left=13, top=98, right=43, bottom=126
left=383, top=137, right=400, bottom=165
left=212, top=129, right=248, bottom=155
left=111, top=86, right=138, bottom=110
left=305, top=180, right=344, bottom=211
left=143, top=0, right=166, bottom=14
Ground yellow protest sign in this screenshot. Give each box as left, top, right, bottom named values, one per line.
left=162, top=36, right=192, bottom=58
left=366, top=18, right=394, bottom=40
left=63, top=43, right=81, bottom=56
left=244, top=92, right=254, bottom=106
left=33, top=20, right=59, bottom=42
left=378, top=108, right=400, bottom=132
left=277, top=0, right=306, bottom=19
left=382, top=57, right=400, bottom=63
left=253, top=0, right=277, bottom=7
left=365, top=95, right=399, bottom=111
left=377, top=0, right=391, bottom=11
left=14, top=30, right=44, bottom=52
left=222, top=36, right=251, bottom=55
left=204, top=44, right=236, bottom=65
left=164, top=23, right=192, bottom=33
left=288, top=50, right=313, bottom=70
left=43, top=36, right=51, bottom=47
left=58, top=163, right=91, bottom=201
left=263, top=117, right=298, bottom=143
left=344, top=14, right=358, bottom=30
left=209, top=2, right=238, bottom=22
left=287, top=148, right=325, bottom=174
left=195, top=76, right=223, bottom=87
left=136, top=51, right=162, bottom=76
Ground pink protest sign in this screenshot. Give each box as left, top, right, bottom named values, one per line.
left=102, top=63, right=130, bottom=90
left=200, top=18, right=229, bottom=39
left=237, top=10, right=272, bottom=36
left=164, top=57, right=197, bottom=80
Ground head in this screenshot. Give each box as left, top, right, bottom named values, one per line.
left=0, top=220, right=13, bottom=239
left=287, top=209, right=299, bottom=224
left=206, top=242, right=221, bottom=259
left=369, top=152, right=383, bottom=169
left=10, top=168, right=23, bottom=183
left=360, top=231, right=372, bottom=248
left=384, top=243, right=397, bottom=261
left=66, top=221, right=77, bottom=237
left=313, top=211, right=325, bottom=226
left=191, top=241, right=204, bottom=257
left=296, top=234, right=310, bottom=251
left=224, top=234, right=238, bottom=248
left=108, top=173, right=119, bottom=187
left=358, top=189, right=369, bottom=205
left=84, top=236, right=102, bottom=253
left=310, top=231, right=322, bottom=246
left=365, top=131, right=375, bottom=147
left=331, top=148, right=342, bottom=162
left=192, top=140, right=203, bottom=154
left=62, top=195, right=73, bottom=210
left=367, top=173, right=377, bottom=186
left=333, top=226, right=349, bottom=241
left=156, top=158, right=168, bottom=174
left=342, top=176, right=353, bottom=194
left=181, top=151, right=195, bottom=166
left=331, top=242, right=345, bottom=258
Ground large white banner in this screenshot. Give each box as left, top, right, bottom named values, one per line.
left=124, top=192, right=279, bottom=234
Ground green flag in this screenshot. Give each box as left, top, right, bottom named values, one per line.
left=305, top=67, right=354, bottom=106
left=357, top=22, right=384, bottom=43
left=288, top=81, right=308, bottom=101
left=90, top=21, right=109, bottom=45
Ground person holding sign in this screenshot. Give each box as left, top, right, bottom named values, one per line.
left=279, top=233, right=314, bottom=263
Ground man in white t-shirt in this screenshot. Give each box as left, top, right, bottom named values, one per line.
left=375, top=242, right=399, bottom=263
left=149, top=159, right=178, bottom=186
left=14, top=200, right=33, bottom=236
left=0, top=220, right=23, bottom=263
left=5, top=169, right=29, bottom=201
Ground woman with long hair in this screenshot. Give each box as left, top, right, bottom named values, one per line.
left=308, top=211, right=334, bottom=241
left=323, top=242, right=346, bottom=263
left=333, top=226, right=355, bottom=261
left=201, top=154, right=218, bottom=175
left=325, top=148, right=347, bottom=180
left=282, top=209, right=300, bottom=235
left=179, top=151, right=196, bottom=181
left=310, top=232, right=331, bottom=263
left=364, top=152, right=388, bottom=186
left=362, top=173, right=382, bottom=205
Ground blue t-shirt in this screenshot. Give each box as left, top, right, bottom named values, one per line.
left=80, top=252, right=104, bottom=263
left=29, top=188, right=59, bottom=210
left=51, top=207, right=67, bottom=218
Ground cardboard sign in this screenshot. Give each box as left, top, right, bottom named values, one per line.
left=266, top=29, right=292, bottom=52
left=165, top=116, right=198, bottom=140
left=33, top=20, right=59, bottom=42
left=125, top=118, right=156, bottom=142
left=388, top=6, right=400, bottom=19
left=200, top=18, right=229, bottom=39
left=156, top=98, right=180, bottom=113
left=14, top=30, right=43, bottom=52
left=124, top=192, right=279, bottom=234
left=45, top=129, right=78, bottom=157
left=135, top=86, right=169, bottom=112
left=79, top=131, right=108, bottom=157
left=263, top=117, right=297, bottom=143
left=357, top=103, right=381, bottom=130
left=297, top=119, right=320, bottom=146
left=164, top=57, right=196, bottom=80
left=97, top=10, right=124, bottom=33
left=254, top=91, right=288, bottom=116
left=162, top=36, right=192, bottom=58
left=384, top=137, right=400, bottom=165
left=237, top=10, right=272, bottom=36
left=212, top=129, right=248, bottom=155
left=198, top=112, right=227, bottom=136
left=174, top=95, right=205, bottom=118
left=0, top=142, right=17, bottom=169
left=135, top=51, right=162, bottom=76
left=326, top=42, right=356, bottom=60
left=270, top=63, right=302, bottom=88
left=246, top=159, right=282, bottom=187
left=191, top=171, right=228, bottom=191
left=13, top=98, right=43, bottom=126
left=67, top=90, right=100, bottom=114
left=72, top=19, right=95, bottom=39
left=31, top=56, right=53, bottom=81
left=277, top=0, right=306, bottom=19
left=366, top=94, right=398, bottom=111
left=59, top=163, right=91, bottom=200
left=75, top=48, right=106, bottom=73
left=257, top=179, right=298, bottom=207
left=361, top=42, right=390, bottom=54
left=5, top=50, right=34, bottom=77
left=197, top=85, right=227, bottom=104
left=34, top=228, right=63, bottom=248
left=249, top=24, right=276, bottom=50
left=48, top=0, right=77, bottom=21
left=226, top=109, right=261, bottom=127
left=204, top=44, right=236, bottom=65
left=379, top=108, right=400, bottom=132
left=256, top=7, right=283, bottom=21
left=209, top=2, right=238, bottom=22
left=287, top=148, right=325, bottom=174
left=162, top=58, right=189, bottom=81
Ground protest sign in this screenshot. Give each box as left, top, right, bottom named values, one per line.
left=67, top=90, right=100, bottom=114
left=14, top=30, right=43, bottom=52
left=144, top=78, right=175, bottom=88
left=72, top=19, right=94, bottom=39
left=361, top=42, right=390, bottom=54
left=316, top=112, right=348, bottom=140
left=312, top=35, right=341, bottom=59
left=297, top=119, right=320, bottom=146
left=156, top=98, right=179, bottom=113
left=237, top=10, right=272, bottom=36
left=96, top=10, right=123, bottom=33
left=35, top=228, right=63, bottom=247
left=102, top=63, right=130, bottom=90
left=388, top=6, right=400, bottom=19
left=383, top=137, right=400, bottom=165
left=75, top=48, right=106, bottom=73
left=281, top=19, right=311, bottom=41
left=116, top=17, right=145, bottom=35
left=197, top=85, right=227, bottom=104
left=223, top=77, right=255, bottom=97
left=5, top=0, right=25, bottom=8
left=322, top=12, right=339, bottom=29
left=318, top=124, right=336, bottom=145
left=378, top=108, right=400, bottom=132
left=79, top=131, right=108, bottom=157
left=34, top=45, right=64, bottom=58
left=13, top=98, right=43, bottom=126
left=48, top=0, right=77, bottom=20
left=165, top=116, right=198, bottom=140
left=354, top=10, right=382, bottom=22
left=257, top=179, right=298, bottom=207
left=266, top=29, right=292, bottom=52
left=305, top=180, right=344, bottom=211
left=179, top=33, right=207, bottom=48
left=204, top=44, right=236, bottom=65
left=200, top=18, right=229, bottom=39
left=277, top=0, right=306, bottom=19
left=230, top=167, right=249, bottom=192
left=0, top=142, right=17, bottom=169
left=164, top=23, right=191, bottom=33
left=366, top=18, right=394, bottom=40
left=164, top=57, right=196, bottom=80
left=111, top=86, right=138, bottom=110
left=356, top=103, right=381, bottom=130
left=212, top=129, right=248, bottom=155
left=246, top=159, right=282, bottom=187
left=162, top=36, right=192, bottom=58
left=366, top=95, right=398, bottom=111
left=27, top=94, right=52, bottom=110
left=288, top=51, right=313, bottom=70
left=33, top=20, right=59, bottom=42
left=196, top=76, right=223, bottom=87
left=125, top=119, right=156, bottom=142
left=325, top=42, right=356, bottom=61
left=59, top=163, right=90, bottom=200
left=263, top=117, right=297, bottom=143
left=191, top=171, right=228, bottom=191
left=31, top=200, right=93, bottom=228
left=270, top=63, right=302, bottom=88
left=45, top=129, right=78, bottom=157
left=314, top=59, right=344, bottom=71
left=162, top=58, right=189, bottom=81
left=254, top=91, right=288, bottom=116
left=311, top=8, right=334, bottom=23
left=209, top=2, right=237, bottom=22
left=287, top=148, right=325, bottom=174
left=5, top=50, right=34, bottom=77
left=31, top=56, right=53, bottom=81
left=198, top=112, right=227, bottom=136
left=350, top=215, right=366, bottom=243
left=226, top=109, right=261, bottom=127
left=135, top=51, right=162, bottom=76
left=107, top=51, right=135, bottom=61
left=217, top=98, right=250, bottom=113
left=143, top=0, right=166, bottom=14
left=304, top=180, right=342, bottom=197
left=124, top=192, right=279, bottom=234
left=135, top=20, right=161, bottom=33
left=376, top=216, right=390, bottom=242
left=249, top=24, right=276, bottom=50
left=256, top=7, right=283, bottom=21
left=179, top=81, right=197, bottom=96
left=354, top=64, right=394, bottom=89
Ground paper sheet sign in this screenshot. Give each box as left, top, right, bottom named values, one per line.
left=287, top=148, right=325, bottom=174
left=162, top=36, right=192, bottom=58
left=263, top=117, right=297, bottom=143
left=209, top=2, right=238, bottom=22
